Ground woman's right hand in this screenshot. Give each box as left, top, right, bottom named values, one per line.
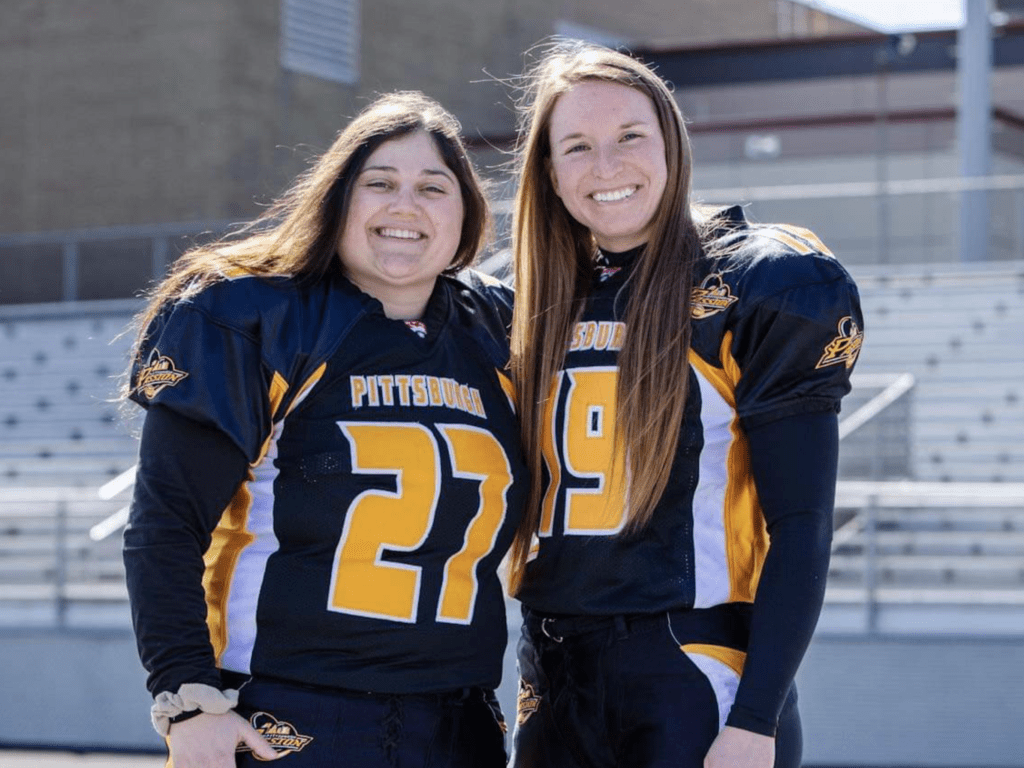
left=168, top=711, right=280, bottom=767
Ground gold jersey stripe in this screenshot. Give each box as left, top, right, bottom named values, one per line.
left=496, top=369, right=517, bottom=413
left=287, top=363, right=327, bottom=417
left=681, top=643, right=747, bottom=676
left=255, top=371, right=291, bottom=464
left=688, top=333, right=768, bottom=605
left=762, top=225, right=834, bottom=257
left=203, top=475, right=256, bottom=664
left=205, top=367, right=292, bottom=663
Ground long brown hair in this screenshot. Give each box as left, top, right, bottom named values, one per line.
left=507, top=41, right=715, bottom=593
left=127, top=91, right=489, bottom=374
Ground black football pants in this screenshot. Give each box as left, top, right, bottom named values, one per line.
left=510, top=607, right=801, bottom=768
left=229, top=675, right=507, bottom=767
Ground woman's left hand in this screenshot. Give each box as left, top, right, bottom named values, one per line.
left=704, top=725, right=775, bottom=768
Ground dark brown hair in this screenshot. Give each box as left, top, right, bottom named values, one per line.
left=127, top=91, right=489, bottom=370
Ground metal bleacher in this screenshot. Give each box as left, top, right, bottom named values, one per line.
left=0, top=301, right=139, bottom=627
left=0, top=262, right=1022, bottom=634
left=825, top=261, right=1024, bottom=632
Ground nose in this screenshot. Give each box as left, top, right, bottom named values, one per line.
left=593, top=145, right=623, bottom=179
left=387, top=184, right=419, bottom=214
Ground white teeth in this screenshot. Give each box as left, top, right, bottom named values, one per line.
left=378, top=228, right=423, bottom=240
left=592, top=186, right=637, bottom=203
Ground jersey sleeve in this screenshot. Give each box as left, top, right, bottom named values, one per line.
left=124, top=404, right=251, bottom=696
left=128, top=290, right=275, bottom=463
left=729, top=255, right=863, bottom=430
left=725, top=409, right=838, bottom=735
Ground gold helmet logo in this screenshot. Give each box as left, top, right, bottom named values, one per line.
left=816, top=316, right=864, bottom=369
left=237, top=712, right=314, bottom=760
left=691, top=273, right=739, bottom=319
left=135, top=348, right=188, bottom=399
left=516, top=679, right=542, bottom=726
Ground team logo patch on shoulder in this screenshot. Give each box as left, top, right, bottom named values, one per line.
left=691, top=273, right=739, bottom=319
left=135, top=349, right=188, bottom=399
left=816, top=316, right=864, bottom=369
left=517, top=679, right=542, bottom=726
left=237, top=712, right=314, bottom=759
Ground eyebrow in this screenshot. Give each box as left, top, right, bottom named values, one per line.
left=360, top=165, right=455, bottom=182
left=556, top=121, right=650, bottom=144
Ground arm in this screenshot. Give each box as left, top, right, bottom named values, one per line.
left=705, top=409, right=838, bottom=767
left=123, top=405, right=278, bottom=764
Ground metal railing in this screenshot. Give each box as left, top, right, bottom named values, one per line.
left=827, top=480, right=1024, bottom=634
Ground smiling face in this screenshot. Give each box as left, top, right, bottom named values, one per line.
left=547, top=80, right=668, bottom=253
left=338, top=130, right=465, bottom=317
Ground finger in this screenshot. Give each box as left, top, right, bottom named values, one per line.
left=239, top=724, right=281, bottom=761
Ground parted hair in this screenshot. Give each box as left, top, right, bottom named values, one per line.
left=507, top=40, right=718, bottom=593
left=127, top=91, right=489, bottom=369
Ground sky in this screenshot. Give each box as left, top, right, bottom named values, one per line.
left=794, top=0, right=965, bottom=32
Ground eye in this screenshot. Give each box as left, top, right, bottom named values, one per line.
left=621, top=131, right=643, bottom=142
left=364, top=178, right=392, bottom=190
left=421, top=183, right=448, bottom=195
left=564, top=143, right=589, bottom=155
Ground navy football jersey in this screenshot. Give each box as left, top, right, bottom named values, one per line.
left=128, top=269, right=527, bottom=694
left=516, top=208, right=863, bottom=616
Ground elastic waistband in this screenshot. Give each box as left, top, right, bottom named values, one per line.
left=523, top=602, right=751, bottom=648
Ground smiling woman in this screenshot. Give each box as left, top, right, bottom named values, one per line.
left=120, top=92, right=527, bottom=768
left=547, top=80, right=667, bottom=252
left=339, top=131, right=466, bottom=319
left=506, top=41, right=864, bottom=768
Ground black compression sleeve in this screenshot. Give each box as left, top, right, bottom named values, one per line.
left=122, top=404, right=251, bottom=696
left=724, top=409, right=838, bottom=736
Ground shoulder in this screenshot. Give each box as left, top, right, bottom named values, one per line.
left=154, top=272, right=369, bottom=375
left=699, top=208, right=858, bottom=312
left=441, top=269, right=514, bottom=364
left=180, top=273, right=304, bottom=340
left=446, top=268, right=514, bottom=327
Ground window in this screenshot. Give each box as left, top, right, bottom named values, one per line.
left=280, top=0, right=359, bottom=84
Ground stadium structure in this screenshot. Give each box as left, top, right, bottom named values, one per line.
left=1, top=1, right=1023, bottom=765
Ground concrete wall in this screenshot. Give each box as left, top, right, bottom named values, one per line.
left=0, top=629, right=162, bottom=751
left=3, top=623, right=1024, bottom=766
left=798, top=635, right=1024, bottom=767
left=2, top=0, right=870, bottom=239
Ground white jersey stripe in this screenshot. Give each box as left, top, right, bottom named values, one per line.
left=691, top=366, right=735, bottom=608
left=219, top=423, right=282, bottom=673
left=219, top=373, right=322, bottom=673
left=683, top=649, right=741, bottom=732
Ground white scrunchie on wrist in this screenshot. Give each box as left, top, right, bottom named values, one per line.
left=151, top=682, right=240, bottom=736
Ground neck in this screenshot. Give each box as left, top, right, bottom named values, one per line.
left=379, top=289, right=431, bottom=320
left=365, top=280, right=436, bottom=320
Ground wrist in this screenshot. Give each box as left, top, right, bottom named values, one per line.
left=151, top=682, right=239, bottom=736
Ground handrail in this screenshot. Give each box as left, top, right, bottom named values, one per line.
left=837, top=372, right=916, bottom=441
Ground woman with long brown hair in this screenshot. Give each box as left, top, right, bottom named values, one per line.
left=507, top=41, right=863, bottom=768
left=122, top=91, right=527, bottom=768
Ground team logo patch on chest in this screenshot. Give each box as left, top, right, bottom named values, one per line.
left=816, top=316, right=864, bottom=369
left=517, top=680, right=542, bottom=726
left=690, top=273, right=739, bottom=319
left=237, top=712, right=314, bottom=759
left=404, top=320, right=428, bottom=338
left=598, top=266, right=622, bottom=282
left=135, top=348, right=188, bottom=399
